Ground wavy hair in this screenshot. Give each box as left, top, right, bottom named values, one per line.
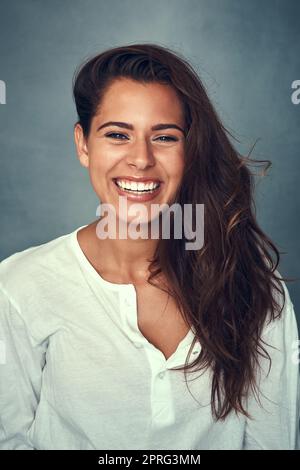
left=72, top=43, right=294, bottom=420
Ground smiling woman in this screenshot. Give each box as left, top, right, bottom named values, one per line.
left=0, top=43, right=299, bottom=450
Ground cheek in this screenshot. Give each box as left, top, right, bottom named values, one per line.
left=88, top=148, right=111, bottom=177
left=167, top=153, right=185, bottom=183
left=87, top=156, right=110, bottom=196
left=88, top=143, right=123, bottom=173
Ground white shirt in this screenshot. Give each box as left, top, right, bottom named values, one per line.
left=0, top=224, right=299, bottom=450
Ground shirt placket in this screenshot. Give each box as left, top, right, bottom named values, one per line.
left=120, top=285, right=201, bottom=428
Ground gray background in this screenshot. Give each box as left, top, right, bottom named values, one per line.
left=0, top=0, right=299, bottom=324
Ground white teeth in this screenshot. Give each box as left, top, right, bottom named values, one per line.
left=115, top=179, right=160, bottom=192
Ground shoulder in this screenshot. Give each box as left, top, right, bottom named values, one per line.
left=261, top=271, right=298, bottom=355
left=0, top=229, right=74, bottom=304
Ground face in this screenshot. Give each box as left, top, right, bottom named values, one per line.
left=74, top=78, right=186, bottom=230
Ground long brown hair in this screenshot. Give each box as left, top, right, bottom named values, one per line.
left=72, top=43, right=294, bottom=420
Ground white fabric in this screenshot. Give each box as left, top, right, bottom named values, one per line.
left=0, top=224, right=299, bottom=450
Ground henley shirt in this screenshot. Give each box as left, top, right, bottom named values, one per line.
left=0, top=224, right=299, bottom=450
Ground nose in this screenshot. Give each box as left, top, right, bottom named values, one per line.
left=126, top=137, right=155, bottom=170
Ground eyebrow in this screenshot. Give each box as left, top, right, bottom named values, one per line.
left=96, top=121, right=185, bottom=135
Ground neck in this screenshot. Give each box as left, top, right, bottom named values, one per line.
left=86, top=219, right=160, bottom=284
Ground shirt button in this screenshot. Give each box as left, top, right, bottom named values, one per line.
left=133, top=342, right=143, bottom=349
left=158, top=371, right=166, bottom=379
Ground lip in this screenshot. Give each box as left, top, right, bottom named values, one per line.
left=112, top=178, right=163, bottom=202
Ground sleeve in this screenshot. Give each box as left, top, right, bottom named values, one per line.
left=243, top=281, right=300, bottom=450
left=0, top=286, right=47, bottom=449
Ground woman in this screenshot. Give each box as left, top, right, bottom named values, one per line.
left=0, top=43, right=299, bottom=450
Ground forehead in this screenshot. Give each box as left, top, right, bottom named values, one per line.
left=97, top=78, right=184, bottom=118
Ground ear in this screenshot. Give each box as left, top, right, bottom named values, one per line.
left=74, top=123, right=89, bottom=168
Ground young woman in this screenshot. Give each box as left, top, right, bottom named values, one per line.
left=0, top=43, right=299, bottom=450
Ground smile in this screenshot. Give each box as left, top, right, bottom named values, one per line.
left=112, top=178, right=163, bottom=202
left=113, top=178, right=161, bottom=193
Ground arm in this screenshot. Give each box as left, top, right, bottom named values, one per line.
left=243, top=282, right=300, bottom=449
left=0, top=285, right=47, bottom=449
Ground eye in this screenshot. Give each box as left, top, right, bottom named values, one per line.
left=155, top=135, right=178, bottom=142
left=104, top=133, right=178, bottom=142
left=105, top=132, right=129, bottom=140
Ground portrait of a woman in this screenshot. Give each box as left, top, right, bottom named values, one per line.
left=0, top=43, right=299, bottom=450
